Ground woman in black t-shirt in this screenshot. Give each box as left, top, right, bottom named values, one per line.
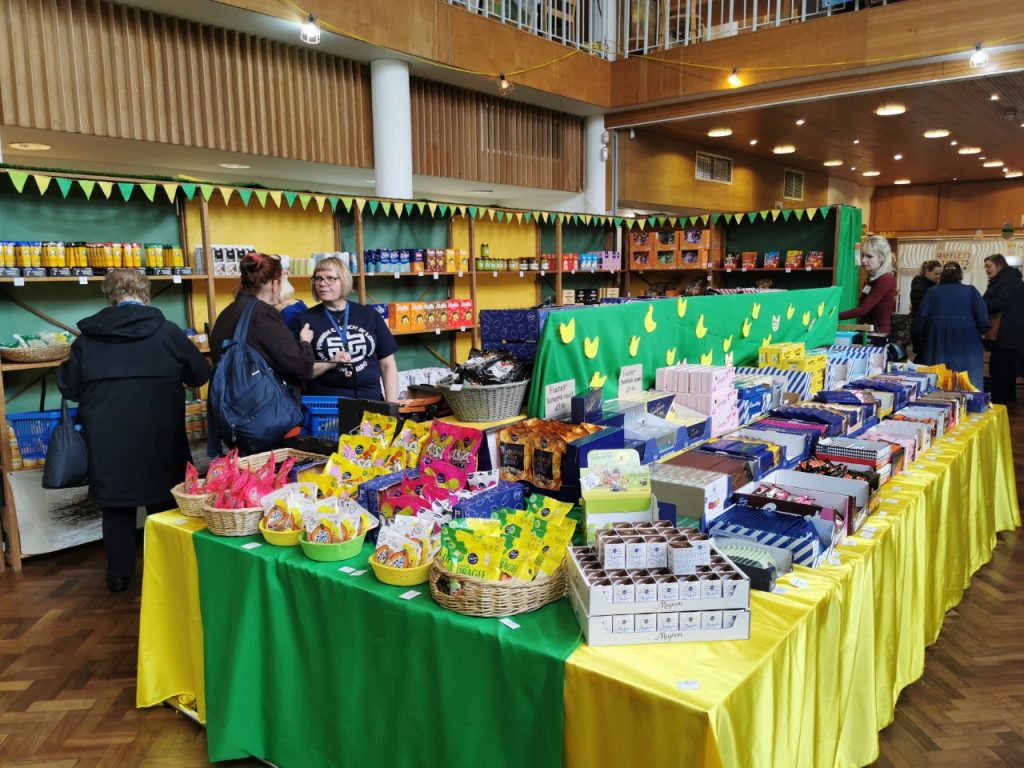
left=289, top=256, right=399, bottom=401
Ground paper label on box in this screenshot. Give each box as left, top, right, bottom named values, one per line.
left=544, top=379, right=575, bottom=419
left=618, top=364, right=643, bottom=396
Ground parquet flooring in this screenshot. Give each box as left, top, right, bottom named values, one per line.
left=0, top=408, right=1021, bottom=767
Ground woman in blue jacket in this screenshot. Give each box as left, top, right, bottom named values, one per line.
left=914, top=262, right=989, bottom=390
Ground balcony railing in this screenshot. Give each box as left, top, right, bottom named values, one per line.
left=446, top=0, right=895, bottom=59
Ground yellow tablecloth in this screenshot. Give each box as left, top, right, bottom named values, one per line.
left=563, top=407, right=1020, bottom=768
left=136, top=512, right=207, bottom=722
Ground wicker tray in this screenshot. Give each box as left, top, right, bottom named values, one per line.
left=202, top=501, right=263, bottom=537
left=434, top=379, right=529, bottom=422
left=428, top=560, right=567, bottom=617
left=0, top=345, right=70, bottom=364
left=170, top=482, right=213, bottom=518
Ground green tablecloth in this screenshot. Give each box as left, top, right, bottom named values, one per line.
left=194, top=533, right=583, bottom=768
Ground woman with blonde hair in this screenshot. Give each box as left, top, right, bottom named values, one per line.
left=290, top=256, right=399, bottom=401
left=839, top=235, right=898, bottom=336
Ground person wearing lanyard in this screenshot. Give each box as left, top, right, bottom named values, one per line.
left=289, top=256, right=399, bottom=401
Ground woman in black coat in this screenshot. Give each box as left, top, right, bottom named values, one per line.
left=57, top=270, right=211, bottom=591
left=982, top=254, right=1024, bottom=403
left=909, top=260, right=941, bottom=361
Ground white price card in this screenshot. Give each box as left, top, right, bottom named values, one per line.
left=544, top=379, right=575, bottom=419
left=500, top=618, right=521, bottom=629
left=79, top=276, right=89, bottom=285
left=618, top=364, right=643, bottom=396
left=13, top=277, right=24, bottom=287
left=676, top=680, right=701, bottom=691
left=241, top=542, right=262, bottom=550
left=338, top=566, right=355, bottom=573
left=399, top=590, right=421, bottom=600
left=172, top=275, right=182, bottom=284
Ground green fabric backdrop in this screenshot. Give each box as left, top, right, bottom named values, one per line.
left=194, top=531, right=582, bottom=768
left=526, top=287, right=841, bottom=416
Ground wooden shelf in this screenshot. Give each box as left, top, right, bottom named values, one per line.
left=0, top=360, right=65, bottom=372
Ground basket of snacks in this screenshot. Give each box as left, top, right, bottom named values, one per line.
left=0, top=332, right=73, bottom=364
left=434, top=349, right=530, bottom=423
left=369, top=515, right=440, bottom=587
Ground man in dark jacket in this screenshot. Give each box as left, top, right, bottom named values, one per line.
left=58, top=270, right=211, bottom=591
left=982, top=255, right=1024, bottom=403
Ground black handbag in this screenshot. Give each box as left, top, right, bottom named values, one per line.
left=42, top=399, right=89, bottom=489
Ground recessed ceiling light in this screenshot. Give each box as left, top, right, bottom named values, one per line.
left=219, top=163, right=250, bottom=169
left=795, top=119, right=806, bottom=126
left=893, top=154, right=903, bottom=160
left=1005, top=171, right=1023, bottom=178
left=7, top=142, right=51, bottom=151
left=707, top=128, right=733, bottom=137
left=772, top=145, right=796, bottom=155
left=958, top=146, right=982, bottom=155
left=924, top=129, right=950, bottom=138
left=950, top=140, right=959, bottom=146
left=984, top=160, right=1004, bottom=167
left=862, top=170, right=881, bottom=177
left=991, top=93, right=1000, bottom=101
left=749, top=139, right=758, bottom=145
left=875, top=103, right=906, bottom=116
left=894, top=179, right=911, bottom=185
left=823, top=160, right=843, bottom=167
left=852, top=139, right=860, bottom=144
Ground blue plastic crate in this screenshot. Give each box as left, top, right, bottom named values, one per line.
left=8, top=409, right=77, bottom=459
left=301, top=396, right=343, bottom=442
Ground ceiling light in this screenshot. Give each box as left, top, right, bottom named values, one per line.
left=497, top=73, right=514, bottom=95
left=823, top=160, right=843, bottom=167
left=958, top=146, right=982, bottom=155
left=969, top=43, right=988, bottom=68
left=707, top=128, right=733, bottom=137
left=7, top=142, right=51, bottom=151
left=852, top=139, right=860, bottom=144
left=219, top=163, right=250, bottom=169
left=749, top=139, right=758, bottom=146
left=772, top=145, right=796, bottom=155
left=990, top=93, right=1000, bottom=101
left=875, top=104, right=906, bottom=116
left=893, top=154, right=903, bottom=160
left=862, top=170, right=881, bottom=177
left=924, top=129, right=950, bottom=138
left=795, top=119, right=806, bottom=126
left=727, top=68, right=742, bottom=88
left=299, top=14, right=321, bottom=45
left=1005, top=171, right=1023, bottom=179
left=894, top=179, right=911, bottom=185
left=984, top=160, right=1004, bottom=167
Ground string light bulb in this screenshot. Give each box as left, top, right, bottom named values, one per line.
left=969, top=43, right=988, bottom=68
left=727, top=68, right=742, bottom=88
left=497, top=73, right=514, bottom=96
left=300, top=15, right=321, bottom=45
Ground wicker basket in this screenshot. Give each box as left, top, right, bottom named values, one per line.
left=170, top=483, right=213, bottom=518
left=435, top=379, right=529, bottom=422
left=202, top=501, right=263, bottom=537
left=0, top=345, right=70, bottom=364
left=428, top=560, right=567, bottom=617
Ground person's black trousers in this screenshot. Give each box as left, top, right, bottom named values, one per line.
left=988, top=347, right=1020, bottom=404
left=102, top=500, right=174, bottom=578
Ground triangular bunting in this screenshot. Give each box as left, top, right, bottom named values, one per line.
left=162, top=183, right=178, bottom=203
left=405, top=203, right=415, bottom=216
left=771, top=209, right=781, bottom=221
left=118, top=182, right=134, bottom=201
left=819, top=206, right=830, bottom=219
left=139, top=183, right=156, bottom=202
left=804, top=207, right=816, bottom=220
left=314, top=195, right=326, bottom=212
left=56, top=177, right=73, bottom=199
left=368, top=200, right=379, bottom=215
left=747, top=212, right=758, bottom=223
left=199, top=184, right=214, bottom=202
left=781, top=209, right=793, bottom=221
left=283, top=191, right=297, bottom=208
left=269, top=190, right=283, bottom=208
left=416, top=202, right=425, bottom=215
left=427, top=202, right=438, bottom=216
left=79, top=179, right=96, bottom=199
left=33, top=175, right=52, bottom=196
left=381, top=201, right=392, bottom=216
left=180, top=183, right=197, bottom=201
left=217, top=186, right=233, bottom=206
left=6, top=170, right=29, bottom=193
left=238, top=189, right=254, bottom=207
left=298, top=193, right=312, bottom=210
left=254, top=189, right=269, bottom=207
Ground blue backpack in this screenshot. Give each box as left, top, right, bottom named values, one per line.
left=208, top=300, right=303, bottom=456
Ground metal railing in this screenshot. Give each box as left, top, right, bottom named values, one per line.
left=446, top=0, right=895, bottom=58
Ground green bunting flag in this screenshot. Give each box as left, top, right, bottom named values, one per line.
left=118, top=182, right=134, bottom=202
left=56, top=177, right=73, bottom=198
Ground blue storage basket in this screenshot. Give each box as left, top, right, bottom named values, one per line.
left=301, top=396, right=343, bottom=441
left=8, top=408, right=77, bottom=459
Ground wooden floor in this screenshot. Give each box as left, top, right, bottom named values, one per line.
left=0, top=408, right=1021, bottom=767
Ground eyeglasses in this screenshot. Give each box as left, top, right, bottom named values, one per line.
left=313, top=275, right=341, bottom=284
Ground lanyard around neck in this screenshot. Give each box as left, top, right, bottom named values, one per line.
left=324, top=303, right=350, bottom=346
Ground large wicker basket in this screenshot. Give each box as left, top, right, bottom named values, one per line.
left=170, top=483, right=213, bottom=518
left=428, top=560, right=567, bottom=617
left=202, top=501, right=263, bottom=537
left=0, top=345, right=71, bottom=364
left=435, top=379, right=529, bottom=422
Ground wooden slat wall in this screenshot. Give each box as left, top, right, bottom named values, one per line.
left=410, top=78, right=583, bottom=192
left=0, top=0, right=373, bottom=168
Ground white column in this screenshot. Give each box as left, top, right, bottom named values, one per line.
left=583, top=114, right=608, bottom=214
left=370, top=59, right=413, bottom=200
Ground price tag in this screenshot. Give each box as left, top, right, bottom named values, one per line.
left=338, top=565, right=355, bottom=573
left=500, top=618, right=521, bottom=629
left=544, top=379, right=575, bottom=419
left=790, top=577, right=809, bottom=589
left=399, top=590, right=421, bottom=600
left=432, top=272, right=439, bottom=280
left=172, top=275, right=182, bottom=284
left=618, top=364, right=643, bottom=396
left=13, top=277, right=24, bottom=287
left=241, top=542, right=262, bottom=550
left=79, top=276, right=89, bottom=285
left=676, top=680, right=701, bottom=691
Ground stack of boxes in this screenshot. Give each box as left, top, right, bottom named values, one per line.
left=655, top=364, right=739, bottom=437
